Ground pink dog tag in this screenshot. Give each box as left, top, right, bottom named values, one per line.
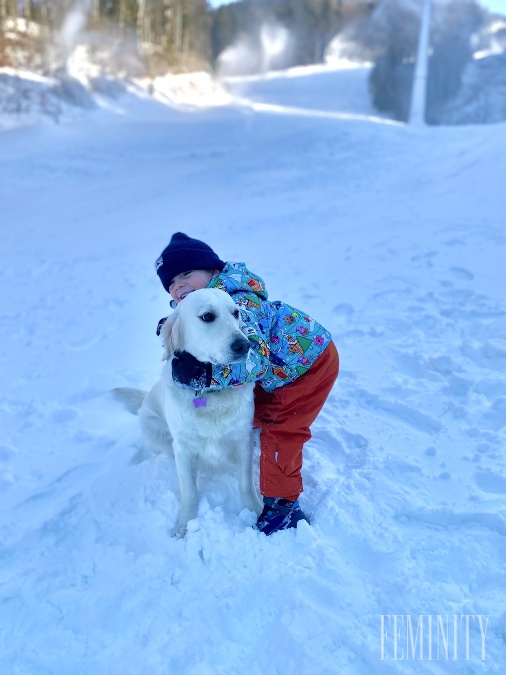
left=193, top=397, right=207, bottom=408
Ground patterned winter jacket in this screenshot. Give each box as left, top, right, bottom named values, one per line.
left=206, top=262, right=333, bottom=392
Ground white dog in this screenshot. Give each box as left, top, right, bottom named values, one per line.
left=114, top=288, right=262, bottom=537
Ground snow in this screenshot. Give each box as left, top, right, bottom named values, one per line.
left=1, top=64, right=506, bottom=673
left=0, top=68, right=232, bottom=130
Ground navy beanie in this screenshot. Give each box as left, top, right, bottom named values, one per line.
left=155, top=232, right=225, bottom=293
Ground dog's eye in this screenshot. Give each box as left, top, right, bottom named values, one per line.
left=200, top=312, right=216, bottom=323
left=233, top=309, right=240, bottom=320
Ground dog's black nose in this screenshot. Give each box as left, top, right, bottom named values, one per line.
left=231, top=338, right=249, bottom=356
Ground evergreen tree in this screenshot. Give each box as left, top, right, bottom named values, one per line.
left=369, top=0, right=486, bottom=123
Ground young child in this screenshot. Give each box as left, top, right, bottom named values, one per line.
left=155, top=232, right=339, bottom=535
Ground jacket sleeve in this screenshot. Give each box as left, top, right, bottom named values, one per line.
left=208, top=298, right=272, bottom=389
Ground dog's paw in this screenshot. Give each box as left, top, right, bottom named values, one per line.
left=243, top=495, right=263, bottom=516
left=172, top=516, right=201, bottom=538
left=171, top=523, right=187, bottom=539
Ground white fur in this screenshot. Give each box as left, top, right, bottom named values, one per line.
left=116, top=288, right=262, bottom=537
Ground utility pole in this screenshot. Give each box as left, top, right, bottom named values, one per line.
left=410, top=0, right=432, bottom=125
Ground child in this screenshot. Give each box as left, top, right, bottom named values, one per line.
left=155, top=232, right=339, bottom=535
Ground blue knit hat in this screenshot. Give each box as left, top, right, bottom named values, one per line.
left=155, top=232, right=225, bottom=294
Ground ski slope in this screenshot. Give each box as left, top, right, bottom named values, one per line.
left=224, top=64, right=382, bottom=118
left=1, top=66, right=505, bottom=674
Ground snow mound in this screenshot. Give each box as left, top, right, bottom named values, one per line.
left=0, top=66, right=230, bottom=130
left=0, top=69, right=93, bottom=129
left=144, top=71, right=232, bottom=108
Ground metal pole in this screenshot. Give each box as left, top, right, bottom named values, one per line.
left=410, top=0, right=432, bottom=125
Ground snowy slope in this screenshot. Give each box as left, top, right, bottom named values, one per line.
left=224, top=64, right=381, bottom=118
left=1, top=67, right=506, bottom=674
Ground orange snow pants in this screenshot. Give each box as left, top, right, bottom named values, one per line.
left=253, top=340, right=339, bottom=502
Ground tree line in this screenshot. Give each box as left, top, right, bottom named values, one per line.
left=210, top=0, right=370, bottom=66
left=0, top=0, right=498, bottom=125
left=0, top=1, right=211, bottom=72
left=0, top=0, right=370, bottom=73
left=368, top=0, right=487, bottom=123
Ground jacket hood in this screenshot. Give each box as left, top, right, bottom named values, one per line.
left=210, top=262, right=269, bottom=301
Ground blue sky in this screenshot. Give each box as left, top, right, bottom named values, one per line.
left=208, top=0, right=505, bottom=15
left=480, top=0, right=505, bottom=11
left=462, top=0, right=505, bottom=11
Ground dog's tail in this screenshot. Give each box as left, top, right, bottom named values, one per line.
left=112, top=387, right=147, bottom=415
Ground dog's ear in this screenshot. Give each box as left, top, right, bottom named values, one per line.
left=160, top=311, right=183, bottom=360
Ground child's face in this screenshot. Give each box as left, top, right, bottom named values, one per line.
left=169, top=269, right=219, bottom=304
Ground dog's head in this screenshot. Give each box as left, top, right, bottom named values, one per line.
left=160, top=288, right=250, bottom=364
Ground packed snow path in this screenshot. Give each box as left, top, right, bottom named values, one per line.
left=1, top=68, right=505, bottom=673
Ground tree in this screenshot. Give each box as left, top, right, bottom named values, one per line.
left=369, top=0, right=486, bottom=123
left=210, top=0, right=346, bottom=69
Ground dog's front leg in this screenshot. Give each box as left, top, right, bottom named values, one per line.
left=172, top=445, right=199, bottom=538
left=237, top=432, right=262, bottom=515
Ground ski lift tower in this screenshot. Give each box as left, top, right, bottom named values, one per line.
left=410, top=0, right=433, bottom=125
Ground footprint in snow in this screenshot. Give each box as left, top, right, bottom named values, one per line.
left=0, top=443, right=16, bottom=461
left=358, top=389, right=442, bottom=435
left=481, top=396, right=506, bottom=432
left=474, top=470, right=506, bottom=495
left=449, top=266, right=474, bottom=281
left=338, top=429, right=368, bottom=471
left=68, top=335, right=102, bottom=350
left=51, top=407, right=79, bottom=424
left=411, top=250, right=438, bottom=268
left=0, top=470, right=15, bottom=488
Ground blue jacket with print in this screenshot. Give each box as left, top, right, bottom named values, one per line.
left=207, top=262, right=332, bottom=392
